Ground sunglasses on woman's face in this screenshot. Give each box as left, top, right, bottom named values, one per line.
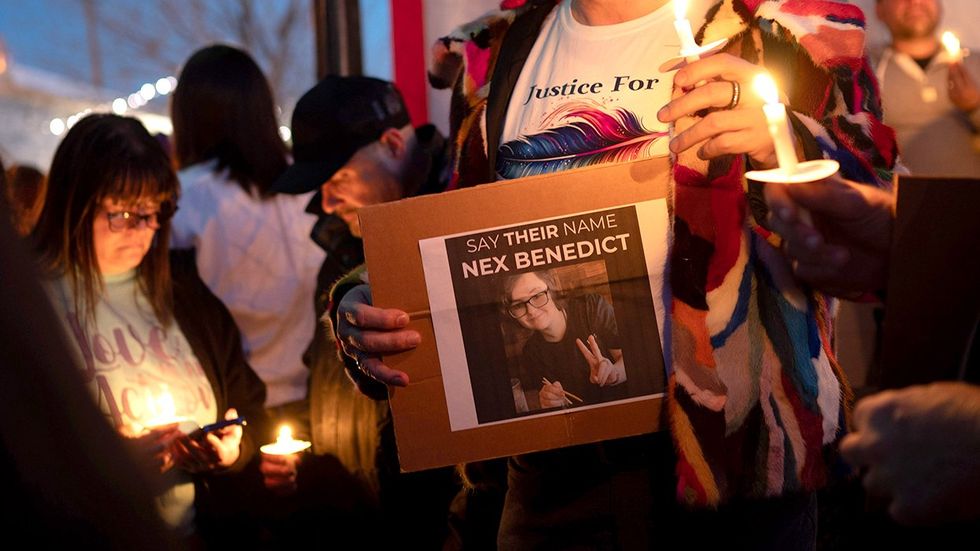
left=105, top=202, right=177, bottom=232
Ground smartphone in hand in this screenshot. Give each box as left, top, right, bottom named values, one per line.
left=188, top=416, right=246, bottom=441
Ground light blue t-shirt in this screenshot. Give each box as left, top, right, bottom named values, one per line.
left=49, top=270, right=218, bottom=535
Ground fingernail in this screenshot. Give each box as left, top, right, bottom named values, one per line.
left=407, top=333, right=421, bottom=346
left=778, top=207, right=793, bottom=221
left=805, top=235, right=822, bottom=249
left=657, top=107, right=667, bottom=121
left=396, top=313, right=409, bottom=325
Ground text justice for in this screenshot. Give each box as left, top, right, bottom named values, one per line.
left=522, top=75, right=661, bottom=104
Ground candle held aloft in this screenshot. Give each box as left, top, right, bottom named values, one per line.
left=673, top=0, right=698, bottom=55
left=744, top=73, right=840, bottom=201
left=658, top=0, right=729, bottom=73
left=745, top=73, right=840, bottom=226
left=754, top=73, right=798, bottom=173
left=942, top=31, right=963, bottom=63
left=260, top=425, right=311, bottom=456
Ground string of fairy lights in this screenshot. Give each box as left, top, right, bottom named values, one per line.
left=48, top=75, right=178, bottom=136
left=48, top=75, right=293, bottom=142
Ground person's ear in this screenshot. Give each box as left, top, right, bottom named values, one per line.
left=378, top=127, right=407, bottom=160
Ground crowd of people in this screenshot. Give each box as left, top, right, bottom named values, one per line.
left=0, top=0, right=977, bottom=548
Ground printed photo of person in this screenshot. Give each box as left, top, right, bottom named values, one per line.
left=498, top=264, right=631, bottom=413
left=428, top=203, right=667, bottom=428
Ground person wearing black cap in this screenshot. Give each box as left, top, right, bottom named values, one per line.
left=273, top=74, right=447, bottom=234
left=264, top=75, right=459, bottom=549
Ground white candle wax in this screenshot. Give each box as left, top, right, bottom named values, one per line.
left=762, top=102, right=799, bottom=173
left=673, top=0, right=698, bottom=54
left=260, top=425, right=311, bottom=456
left=674, top=19, right=698, bottom=54
left=755, top=74, right=798, bottom=173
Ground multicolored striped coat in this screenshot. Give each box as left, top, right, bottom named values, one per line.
left=430, top=0, right=897, bottom=506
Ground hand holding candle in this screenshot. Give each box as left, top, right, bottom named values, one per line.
left=745, top=72, right=840, bottom=226
left=657, top=55, right=796, bottom=168
left=260, top=424, right=310, bottom=496
left=754, top=74, right=798, bottom=173
left=942, top=31, right=980, bottom=114
left=761, top=174, right=894, bottom=297
left=140, top=390, right=187, bottom=430
left=942, top=31, right=963, bottom=64
left=261, top=424, right=312, bottom=456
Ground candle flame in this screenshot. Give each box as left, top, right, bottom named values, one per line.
left=942, top=31, right=961, bottom=58
left=753, top=73, right=780, bottom=105
left=140, top=389, right=180, bottom=429
left=261, top=423, right=310, bottom=456
left=673, top=0, right=688, bottom=21
left=154, top=391, right=176, bottom=419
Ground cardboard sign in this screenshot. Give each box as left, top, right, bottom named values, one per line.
left=359, top=158, right=671, bottom=471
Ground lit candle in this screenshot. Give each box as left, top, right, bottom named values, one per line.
left=142, top=390, right=186, bottom=429
left=673, top=0, right=699, bottom=55
left=942, top=31, right=963, bottom=63
left=260, top=425, right=311, bottom=456
left=659, top=1, right=729, bottom=74
left=754, top=73, right=798, bottom=173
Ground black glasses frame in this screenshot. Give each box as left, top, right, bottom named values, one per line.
left=507, top=289, right=550, bottom=318
left=105, top=202, right=177, bottom=233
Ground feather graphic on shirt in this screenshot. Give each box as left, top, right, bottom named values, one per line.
left=497, top=101, right=668, bottom=179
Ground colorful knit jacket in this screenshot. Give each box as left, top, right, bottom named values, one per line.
left=429, top=0, right=897, bottom=507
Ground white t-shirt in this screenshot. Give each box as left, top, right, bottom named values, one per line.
left=49, top=270, right=217, bottom=536
left=171, top=161, right=326, bottom=407
left=498, top=0, right=680, bottom=179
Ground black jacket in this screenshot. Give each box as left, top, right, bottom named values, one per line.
left=170, top=249, right=269, bottom=469
left=169, top=249, right=270, bottom=533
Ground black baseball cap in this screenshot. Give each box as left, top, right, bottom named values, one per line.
left=272, top=75, right=411, bottom=195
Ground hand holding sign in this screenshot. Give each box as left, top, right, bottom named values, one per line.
left=337, top=283, right=416, bottom=387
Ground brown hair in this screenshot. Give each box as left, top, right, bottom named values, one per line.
left=32, top=114, right=179, bottom=325
left=3, top=164, right=47, bottom=236
left=498, top=270, right=565, bottom=317
left=170, top=44, right=288, bottom=197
